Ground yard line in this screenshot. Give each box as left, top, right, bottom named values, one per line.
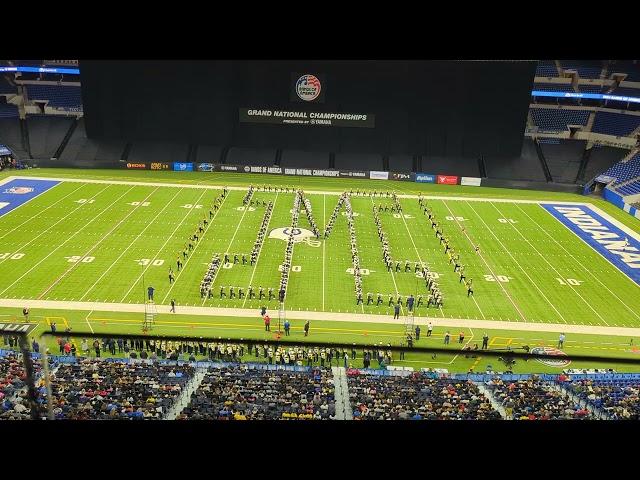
left=322, top=193, right=325, bottom=311
left=490, top=202, right=609, bottom=326
left=0, top=182, right=86, bottom=242
left=78, top=188, right=184, bottom=301
left=520, top=204, right=640, bottom=322
left=465, top=201, right=568, bottom=324
left=0, top=184, right=111, bottom=267
left=161, top=191, right=229, bottom=304
left=37, top=187, right=160, bottom=299
left=120, top=188, right=209, bottom=302
left=85, top=310, right=95, bottom=334
left=242, top=193, right=279, bottom=308
left=0, top=185, right=135, bottom=296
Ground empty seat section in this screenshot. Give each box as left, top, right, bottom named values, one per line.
left=485, top=138, right=546, bottom=182
left=592, top=112, right=640, bottom=136
left=389, top=154, right=413, bottom=171
left=539, top=140, right=586, bottom=183
left=226, top=147, right=276, bottom=166
left=196, top=145, right=222, bottom=164
left=530, top=108, right=590, bottom=132
left=334, top=153, right=382, bottom=171
left=280, top=150, right=329, bottom=169
left=26, top=114, right=74, bottom=159
left=128, top=142, right=188, bottom=163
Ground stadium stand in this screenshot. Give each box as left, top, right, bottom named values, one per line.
left=530, top=108, right=590, bottom=132
left=43, top=360, right=195, bottom=420
left=608, top=86, right=640, bottom=97
left=560, top=61, right=603, bottom=79
left=616, top=178, right=640, bottom=196
left=347, top=371, right=501, bottom=420
left=568, top=378, right=640, bottom=419
left=25, top=84, right=82, bottom=109
left=0, top=351, right=42, bottom=420
left=0, top=118, right=29, bottom=159
left=226, top=146, right=277, bottom=166
left=610, top=61, right=640, bottom=82
left=578, top=84, right=604, bottom=93
left=334, top=153, right=383, bottom=171
left=59, top=118, right=127, bottom=163
left=539, top=139, right=586, bottom=183
left=598, top=152, right=640, bottom=184
left=280, top=149, right=330, bottom=169
left=484, top=376, right=592, bottom=420
left=179, top=365, right=335, bottom=420
left=583, top=146, right=631, bottom=182
left=26, top=114, right=74, bottom=159
left=592, top=111, right=640, bottom=136
left=535, top=61, right=559, bottom=77
left=128, top=141, right=188, bottom=164
left=0, top=104, right=19, bottom=118
left=532, top=83, right=574, bottom=92
left=0, top=77, right=17, bottom=94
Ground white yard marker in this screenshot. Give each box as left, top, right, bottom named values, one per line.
left=38, top=187, right=160, bottom=299
left=322, top=193, right=326, bottom=311
left=161, top=191, right=228, bottom=304
left=0, top=185, right=135, bottom=296
left=242, top=193, right=279, bottom=308
left=78, top=188, right=184, bottom=301
left=85, top=310, right=95, bottom=334
left=0, top=184, right=112, bottom=268
left=523, top=204, right=640, bottom=322
left=0, top=182, right=85, bottom=242
left=465, top=201, right=568, bottom=324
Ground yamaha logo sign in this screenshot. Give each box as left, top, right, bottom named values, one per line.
left=296, top=74, right=322, bottom=102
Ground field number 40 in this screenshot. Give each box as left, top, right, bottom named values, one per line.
left=556, top=278, right=583, bottom=286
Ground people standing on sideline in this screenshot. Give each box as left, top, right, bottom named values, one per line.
left=482, top=333, right=489, bottom=350
left=458, top=331, right=465, bottom=344
left=170, top=299, right=176, bottom=313
left=444, top=331, right=450, bottom=345
left=22, top=307, right=29, bottom=322
left=393, top=303, right=400, bottom=320
left=260, top=306, right=267, bottom=317
left=284, top=319, right=290, bottom=336
left=427, top=322, right=433, bottom=337
left=264, top=315, right=271, bottom=332
left=558, top=333, right=565, bottom=349
left=50, top=321, right=57, bottom=333
left=344, top=351, right=349, bottom=368
left=304, top=320, right=310, bottom=337
left=415, top=325, right=421, bottom=341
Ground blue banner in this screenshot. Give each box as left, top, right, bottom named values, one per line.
left=415, top=173, right=436, bottom=183
left=0, top=179, right=60, bottom=218
left=0, top=66, right=80, bottom=75
left=531, top=90, right=640, bottom=104
left=173, top=162, right=193, bottom=172
left=542, top=204, right=640, bottom=286
left=0, top=145, right=11, bottom=156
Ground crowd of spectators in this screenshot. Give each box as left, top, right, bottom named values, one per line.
left=485, top=376, right=592, bottom=420
left=347, top=372, right=501, bottom=420
left=0, top=352, right=41, bottom=420
left=568, top=379, right=640, bottom=419
left=0, top=155, right=23, bottom=170
left=39, top=360, right=195, bottom=419
left=179, top=366, right=335, bottom=420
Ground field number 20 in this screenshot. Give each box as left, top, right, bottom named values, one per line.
left=484, top=274, right=510, bottom=283
left=556, top=278, right=583, bottom=286
left=0, top=253, right=24, bottom=260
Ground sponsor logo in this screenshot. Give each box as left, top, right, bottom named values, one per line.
left=461, top=176, right=481, bottom=186
left=369, top=171, right=389, bottom=180
left=173, top=162, right=194, bottom=172
left=391, top=172, right=413, bottom=181
left=126, top=163, right=147, bottom=169
left=531, top=346, right=571, bottom=367
left=220, top=165, right=238, bottom=172
left=415, top=174, right=435, bottom=183
left=150, top=162, right=170, bottom=171
left=269, top=227, right=316, bottom=243
left=437, top=175, right=458, bottom=185
left=295, top=74, right=322, bottom=102
left=244, top=166, right=251, bottom=173
left=3, top=187, right=34, bottom=195
left=197, top=163, right=216, bottom=172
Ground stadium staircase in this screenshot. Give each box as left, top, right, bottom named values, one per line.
left=556, top=383, right=610, bottom=420
left=474, top=382, right=509, bottom=419
left=164, top=366, right=208, bottom=420
left=331, top=366, right=352, bottom=420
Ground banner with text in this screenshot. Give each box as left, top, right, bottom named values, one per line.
left=369, top=171, right=389, bottom=180
left=415, top=173, right=436, bottom=183
left=437, top=175, right=459, bottom=185
left=460, top=176, right=482, bottom=186
left=239, top=108, right=375, bottom=128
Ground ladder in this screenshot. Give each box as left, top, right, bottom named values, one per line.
left=277, top=301, right=285, bottom=333
left=143, top=301, right=157, bottom=332
left=404, top=309, right=415, bottom=338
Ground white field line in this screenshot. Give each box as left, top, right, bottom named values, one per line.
left=38, top=187, right=160, bottom=299
left=0, top=185, right=135, bottom=296
left=322, top=193, right=325, bottom=311
left=0, top=182, right=85, bottom=242
left=120, top=188, right=209, bottom=302
left=6, top=297, right=640, bottom=337
left=491, top=202, right=609, bottom=326
left=161, top=191, right=229, bottom=304
left=242, top=193, right=279, bottom=308
left=0, top=184, right=111, bottom=267
left=85, top=310, right=95, bottom=334
left=79, top=188, right=184, bottom=301
left=533, top=204, right=640, bottom=303
left=201, top=193, right=253, bottom=307
left=465, top=200, right=568, bottom=324
left=394, top=197, right=447, bottom=318
left=441, top=199, right=524, bottom=322
left=8, top=175, right=603, bottom=207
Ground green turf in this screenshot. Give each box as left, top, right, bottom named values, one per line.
left=1, top=168, right=640, bottom=372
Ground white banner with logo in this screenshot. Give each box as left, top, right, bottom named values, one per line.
left=369, top=171, right=389, bottom=180
left=461, top=177, right=482, bottom=186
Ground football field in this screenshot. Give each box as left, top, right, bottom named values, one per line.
left=1, top=169, right=640, bottom=371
